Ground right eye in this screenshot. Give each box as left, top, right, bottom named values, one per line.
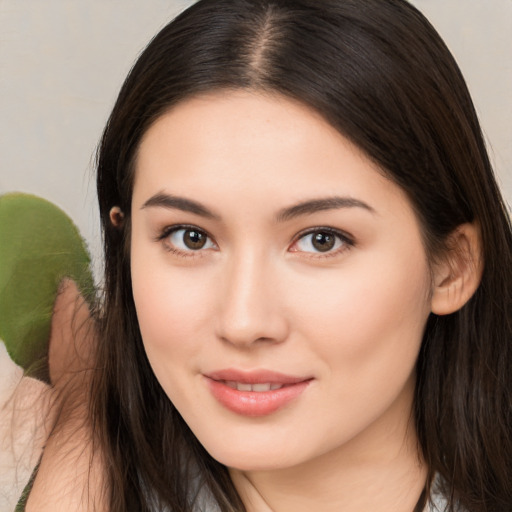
left=162, top=226, right=216, bottom=253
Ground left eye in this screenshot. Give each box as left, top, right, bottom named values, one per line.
left=167, top=228, right=215, bottom=251
left=293, top=230, right=347, bottom=253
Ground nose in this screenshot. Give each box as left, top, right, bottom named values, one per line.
left=215, top=250, right=289, bottom=348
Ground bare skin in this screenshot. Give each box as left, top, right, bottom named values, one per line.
left=25, top=280, right=105, bottom=512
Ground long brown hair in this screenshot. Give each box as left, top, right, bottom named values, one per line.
left=93, top=1, right=512, bottom=510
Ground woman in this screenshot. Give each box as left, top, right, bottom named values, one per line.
left=25, top=0, right=512, bottom=510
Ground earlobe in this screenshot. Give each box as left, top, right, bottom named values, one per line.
left=109, top=206, right=125, bottom=228
left=430, top=223, right=483, bottom=315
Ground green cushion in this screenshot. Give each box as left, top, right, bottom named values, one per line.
left=0, top=193, right=94, bottom=382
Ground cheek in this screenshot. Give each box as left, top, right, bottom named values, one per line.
left=290, top=247, right=431, bottom=386
left=130, top=242, right=217, bottom=394
left=132, top=271, right=214, bottom=411
left=133, top=270, right=212, bottom=354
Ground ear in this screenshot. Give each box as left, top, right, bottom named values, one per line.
left=431, top=223, right=483, bottom=315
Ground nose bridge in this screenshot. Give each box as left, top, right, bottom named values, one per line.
left=216, top=245, right=287, bottom=347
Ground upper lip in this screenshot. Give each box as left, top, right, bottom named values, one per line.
left=205, top=368, right=312, bottom=385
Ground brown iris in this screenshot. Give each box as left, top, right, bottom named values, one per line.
left=311, top=231, right=336, bottom=252
left=183, top=229, right=208, bottom=250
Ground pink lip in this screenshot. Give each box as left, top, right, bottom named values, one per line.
left=204, top=368, right=313, bottom=417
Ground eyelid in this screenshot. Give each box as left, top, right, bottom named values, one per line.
left=155, top=223, right=354, bottom=258
left=156, top=224, right=218, bottom=254
left=289, top=226, right=355, bottom=256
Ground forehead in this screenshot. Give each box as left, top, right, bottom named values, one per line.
left=134, top=90, right=358, bottom=179
left=131, top=90, right=411, bottom=222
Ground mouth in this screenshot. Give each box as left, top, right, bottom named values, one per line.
left=204, top=369, right=313, bottom=417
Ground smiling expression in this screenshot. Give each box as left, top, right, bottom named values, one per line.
left=130, top=91, right=434, bottom=471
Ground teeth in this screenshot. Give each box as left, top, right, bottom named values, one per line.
left=252, top=383, right=271, bottom=392
left=225, top=381, right=284, bottom=392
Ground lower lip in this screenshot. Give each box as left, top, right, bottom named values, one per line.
left=205, top=378, right=311, bottom=417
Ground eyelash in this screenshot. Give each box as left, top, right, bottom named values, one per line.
left=155, top=224, right=355, bottom=259
left=290, top=227, right=354, bottom=258
left=156, top=224, right=217, bottom=257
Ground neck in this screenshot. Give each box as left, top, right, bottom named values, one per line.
left=230, top=381, right=427, bottom=512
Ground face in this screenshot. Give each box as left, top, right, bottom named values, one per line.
left=130, top=91, right=434, bottom=472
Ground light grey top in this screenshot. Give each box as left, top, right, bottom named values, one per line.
left=193, top=477, right=454, bottom=512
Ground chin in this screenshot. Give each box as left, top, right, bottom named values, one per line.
left=193, top=429, right=318, bottom=472
left=212, top=450, right=300, bottom=472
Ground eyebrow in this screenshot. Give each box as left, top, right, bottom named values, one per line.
left=141, top=193, right=220, bottom=220
left=141, top=192, right=375, bottom=222
left=275, top=197, right=375, bottom=222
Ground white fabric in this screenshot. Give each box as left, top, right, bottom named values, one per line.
left=425, top=491, right=449, bottom=511
left=193, top=480, right=452, bottom=512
